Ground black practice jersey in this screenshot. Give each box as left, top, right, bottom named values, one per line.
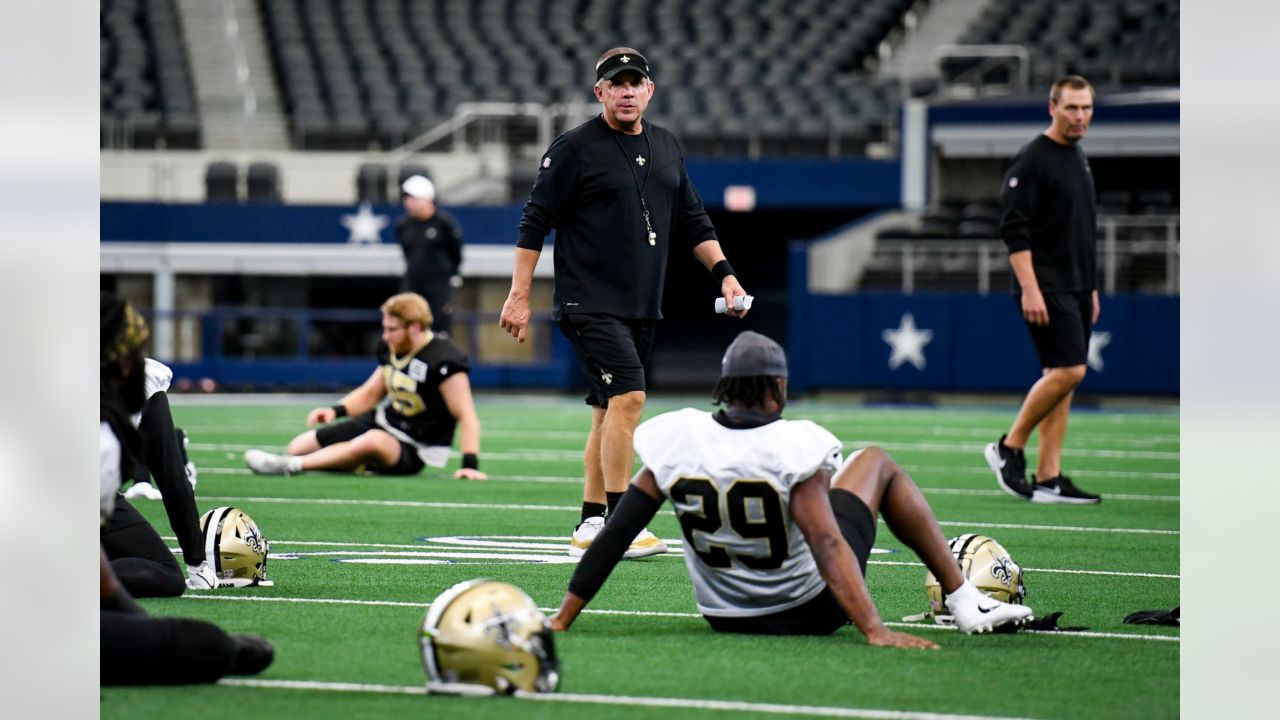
left=397, top=212, right=463, bottom=286
left=376, top=334, right=470, bottom=447
left=516, top=115, right=717, bottom=320
left=998, top=134, right=1098, bottom=293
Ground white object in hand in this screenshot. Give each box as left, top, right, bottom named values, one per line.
left=714, top=295, right=754, bottom=314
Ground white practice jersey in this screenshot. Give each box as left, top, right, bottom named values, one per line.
left=633, top=408, right=843, bottom=617
left=129, top=358, right=174, bottom=428
left=101, top=422, right=122, bottom=525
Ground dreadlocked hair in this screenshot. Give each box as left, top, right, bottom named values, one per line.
left=712, top=375, right=784, bottom=408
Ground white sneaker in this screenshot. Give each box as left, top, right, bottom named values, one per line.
left=245, top=449, right=296, bottom=476
left=186, top=560, right=217, bottom=590
left=624, top=527, right=668, bottom=559
left=123, top=481, right=163, bottom=501
left=945, top=581, right=1033, bottom=634
left=568, top=516, right=604, bottom=557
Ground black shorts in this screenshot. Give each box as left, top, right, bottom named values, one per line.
left=556, top=313, right=657, bottom=407
left=704, top=489, right=877, bottom=636
left=1020, top=291, right=1092, bottom=368
left=314, top=413, right=425, bottom=475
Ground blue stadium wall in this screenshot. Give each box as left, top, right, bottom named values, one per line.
left=785, top=245, right=1178, bottom=395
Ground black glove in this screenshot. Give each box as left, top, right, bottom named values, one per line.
left=1020, top=611, right=1089, bottom=632
left=1123, top=607, right=1179, bottom=626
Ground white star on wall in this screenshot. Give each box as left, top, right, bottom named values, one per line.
left=1088, top=330, right=1111, bottom=372
left=340, top=202, right=389, bottom=244
left=882, top=312, right=934, bottom=371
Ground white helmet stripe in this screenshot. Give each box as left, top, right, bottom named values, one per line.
left=203, top=506, right=233, bottom=576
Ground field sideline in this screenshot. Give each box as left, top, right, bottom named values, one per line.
left=101, top=394, right=1179, bottom=719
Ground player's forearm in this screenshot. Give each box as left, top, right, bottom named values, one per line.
left=457, top=414, right=481, bottom=456
left=1008, top=251, right=1042, bottom=296
left=551, top=592, right=587, bottom=630
left=810, top=533, right=887, bottom=637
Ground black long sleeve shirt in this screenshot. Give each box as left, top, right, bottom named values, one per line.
left=998, top=134, right=1098, bottom=294
left=397, top=211, right=463, bottom=292
left=516, top=115, right=717, bottom=320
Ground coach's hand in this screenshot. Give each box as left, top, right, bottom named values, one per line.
left=866, top=627, right=939, bottom=650
left=1021, top=289, right=1049, bottom=326
left=722, top=277, right=749, bottom=318
left=499, top=293, right=531, bottom=343
left=307, top=407, right=336, bottom=428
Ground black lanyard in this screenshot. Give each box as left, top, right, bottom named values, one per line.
left=611, top=124, right=657, bottom=246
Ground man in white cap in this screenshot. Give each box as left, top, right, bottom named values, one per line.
left=398, top=174, right=464, bottom=337
left=548, top=331, right=1033, bottom=644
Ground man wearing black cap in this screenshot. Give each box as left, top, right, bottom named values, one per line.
left=547, top=331, right=1032, bottom=644
left=499, top=46, right=750, bottom=559
left=397, top=174, right=464, bottom=337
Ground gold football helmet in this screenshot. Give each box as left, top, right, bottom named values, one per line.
left=925, top=534, right=1025, bottom=615
left=198, top=506, right=271, bottom=588
left=420, top=579, right=560, bottom=695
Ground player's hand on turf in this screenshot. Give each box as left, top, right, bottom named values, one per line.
left=453, top=468, right=488, bottom=481
left=866, top=628, right=938, bottom=650
left=1020, top=289, right=1049, bottom=326
left=549, top=614, right=571, bottom=632
left=307, top=407, right=336, bottom=428
left=499, top=294, right=531, bottom=343
left=721, top=277, right=749, bottom=318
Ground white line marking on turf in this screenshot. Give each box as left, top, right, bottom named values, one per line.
left=217, top=678, right=1042, bottom=720
left=867, top=560, right=1178, bottom=579
left=164, top=534, right=1176, bottom=578
left=192, top=441, right=1177, bottom=461
left=182, top=466, right=1185, bottom=495
left=932, top=520, right=1177, bottom=536
left=198, top=496, right=1179, bottom=536
left=181, top=595, right=1176, bottom=643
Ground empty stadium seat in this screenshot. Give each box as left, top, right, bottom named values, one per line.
left=356, top=163, right=390, bottom=204
left=205, top=162, right=240, bottom=203
left=246, top=162, right=282, bottom=203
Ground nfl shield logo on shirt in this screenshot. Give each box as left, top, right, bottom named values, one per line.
left=408, top=358, right=428, bottom=381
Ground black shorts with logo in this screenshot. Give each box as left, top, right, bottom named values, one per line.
left=556, top=313, right=657, bottom=407
left=1020, top=291, right=1092, bottom=368
left=314, top=413, right=425, bottom=475
left=703, top=489, right=876, bottom=636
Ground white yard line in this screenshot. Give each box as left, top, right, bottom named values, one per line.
left=185, top=595, right=1176, bottom=644
left=163, top=535, right=1177, bottom=579
left=196, top=495, right=1179, bottom=536
left=217, top=677, right=1044, bottom=720
left=191, top=441, right=1178, bottom=461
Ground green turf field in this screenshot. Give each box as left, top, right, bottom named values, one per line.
left=101, top=395, right=1179, bottom=720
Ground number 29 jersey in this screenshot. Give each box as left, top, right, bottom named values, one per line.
left=633, top=408, right=843, bottom=617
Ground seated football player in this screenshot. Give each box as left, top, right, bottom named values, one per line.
left=245, top=292, right=487, bottom=480
left=112, top=357, right=215, bottom=590
left=99, top=296, right=216, bottom=596
left=550, top=331, right=1033, bottom=646
left=100, top=294, right=273, bottom=684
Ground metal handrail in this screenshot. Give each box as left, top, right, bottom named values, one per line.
left=383, top=101, right=597, bottom=164
left=931, top=44, right=1030, bottom=94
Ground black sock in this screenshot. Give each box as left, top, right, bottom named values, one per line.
left=581, top=502, right=606, bottom=524
left=605, top=492, right=624, bottom=518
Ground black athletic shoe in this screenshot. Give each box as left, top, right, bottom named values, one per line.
left=1031, top=475, right=1101, bottom=504
left=229, top=634, right=275, bottom=676
left=984, top=435, right=1032, bottom=499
